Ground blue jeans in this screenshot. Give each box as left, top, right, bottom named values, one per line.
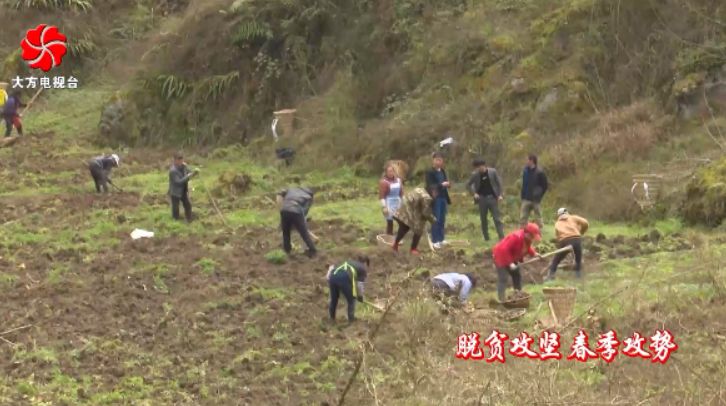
left=431, top=197, right=448, bottom=243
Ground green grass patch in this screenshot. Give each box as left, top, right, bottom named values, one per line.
left=47, top=264, right=70, bottom=285
left=264, top=249, right=287, bottom=264
left=0, top=272, right=19, bottom=288
left=13, top=346, right=58, bottom=365
left=194, top=257, right=218, bottom=275
left=251, top=286, right=289, bottom=301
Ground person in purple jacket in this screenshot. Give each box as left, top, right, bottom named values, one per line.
left=3, top=90, right=26, bottom=137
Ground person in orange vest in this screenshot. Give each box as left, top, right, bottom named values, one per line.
left=492, top=223, right=542, bottom=302
left=545, top=208, right=589, bottom=280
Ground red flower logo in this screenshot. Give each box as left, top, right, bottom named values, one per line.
left=20, top=24, right=68, bottom=72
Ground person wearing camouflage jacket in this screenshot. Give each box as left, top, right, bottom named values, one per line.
left=392, top=187, right=436, bottom=255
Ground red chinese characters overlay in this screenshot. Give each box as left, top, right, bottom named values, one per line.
left=510, top=332, right=538, bottom=359
left=539, top=331, right=562, bottom=360
left=595, top=330, right=620, bottom=363
left=456, top=332, right=484, bottom=360
left=622, top=332, right=652, bottom=359
left=567, top=330, right=598, bottom=362
left=649, top=330, right=678, bottom=364
left=483, top=330, right=509, bottom=363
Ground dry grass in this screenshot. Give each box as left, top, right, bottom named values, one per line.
left=545, top=101, right=670, bottom=178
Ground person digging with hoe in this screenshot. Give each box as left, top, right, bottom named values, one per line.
left=327, top=255, right=370, bottom=323
left=546, top=208, right=589, bottom=280
left=278, top=187, right=317, bottom=258
left=168, top=152, right=199, bottom=222
left=3, top=90, right=26, bottom=137
left=392, top=188, right=436, bottom=255
left=492, top=223, right=543, bottom=303
left=88, top=154, right=120, bottom=193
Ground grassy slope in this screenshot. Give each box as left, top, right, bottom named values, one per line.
left=0, top=83, right=724, bottom=404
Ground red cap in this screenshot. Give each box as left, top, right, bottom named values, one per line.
left=524, top=223, right=541, bottom=241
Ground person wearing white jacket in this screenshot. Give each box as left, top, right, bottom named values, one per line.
left=431, top=272, right=478, bottom=304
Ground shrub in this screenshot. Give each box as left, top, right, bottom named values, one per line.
left=681, top=157, right=726, bottom=227
left=265, top=249, right=288, bottom=264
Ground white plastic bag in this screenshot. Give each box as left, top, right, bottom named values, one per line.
left=130, top=229, right=154, bottom=240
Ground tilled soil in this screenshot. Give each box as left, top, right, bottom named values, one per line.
left=0, top=131, right=700, bottom=404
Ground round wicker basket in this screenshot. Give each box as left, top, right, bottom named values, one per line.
left=502, top=292, right=531, bottom=309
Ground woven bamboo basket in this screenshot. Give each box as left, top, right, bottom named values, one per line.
left=502, top=292, right=530, bottom=309
left=273, top=109, right=296, bottom=137
left=543, top=287, right=577, bottom=323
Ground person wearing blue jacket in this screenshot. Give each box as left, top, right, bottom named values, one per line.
left=425, top=152, right=452, bottom=248
left=327, top=256, right=369, bottom=323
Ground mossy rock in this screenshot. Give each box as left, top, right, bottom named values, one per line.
left=681, top=158, right=726, bottom=227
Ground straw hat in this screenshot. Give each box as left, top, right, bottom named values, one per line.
left=0, top=82, right=8, bottom=89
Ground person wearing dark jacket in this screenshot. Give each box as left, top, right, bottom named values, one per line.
left=425, top=152, right=451, bottom=248
left=88, top=154, right=120, bottom=193
left=467, top=159, right=505, bottom=241
left=327, top=256, right=369, bottom=322
left=279, top=187, right=317, bottom=257
left=520, top=154, right=548, bottom=228
left=3, top=90, right=26, bottom=137
left=168, top=153, right=198, bottom=222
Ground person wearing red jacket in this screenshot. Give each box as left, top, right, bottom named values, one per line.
left=492, top=223, right=542, bottom=302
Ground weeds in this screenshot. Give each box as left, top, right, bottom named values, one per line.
left=143, top=75, right=190, bottom=100
left=265, top=249, right=287, bottom=264
left=195, top=72, right=240, bottom=103
left=67, top=34, right=98, bottom=58
left=195, top=258, right=218, bottom=276
left=9, top=0, right=92, bottom=11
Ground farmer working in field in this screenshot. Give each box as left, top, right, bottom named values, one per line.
left=492, top=223, right=542, bottom=302
left=3, top=90, right=26, bottom=137
left=520, top=154, right=548, bottom=228
left=546, top=208, right=589, bottom=280
left=279, top=187, right=317, bottom=258
left=379, top=163, right=404, bottom=235
left=88, top=153, right=120, bottom=193
left=168, top=152, right=198, bottom=222
left=0, top=82, right=8, bottom=109
left=425, top=152, right=451, bottom=249
left=327, top=255, right=369, bottom=323
left=392, top=188, right=436, bottom=255
left=467, top=158, right=505, bottom=242
left=431, top=272, right=478, bottom=305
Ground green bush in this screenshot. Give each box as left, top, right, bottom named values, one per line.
left=682, top=158, right=726, bottom=227
left=265, top=249, right=288, bottom=264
